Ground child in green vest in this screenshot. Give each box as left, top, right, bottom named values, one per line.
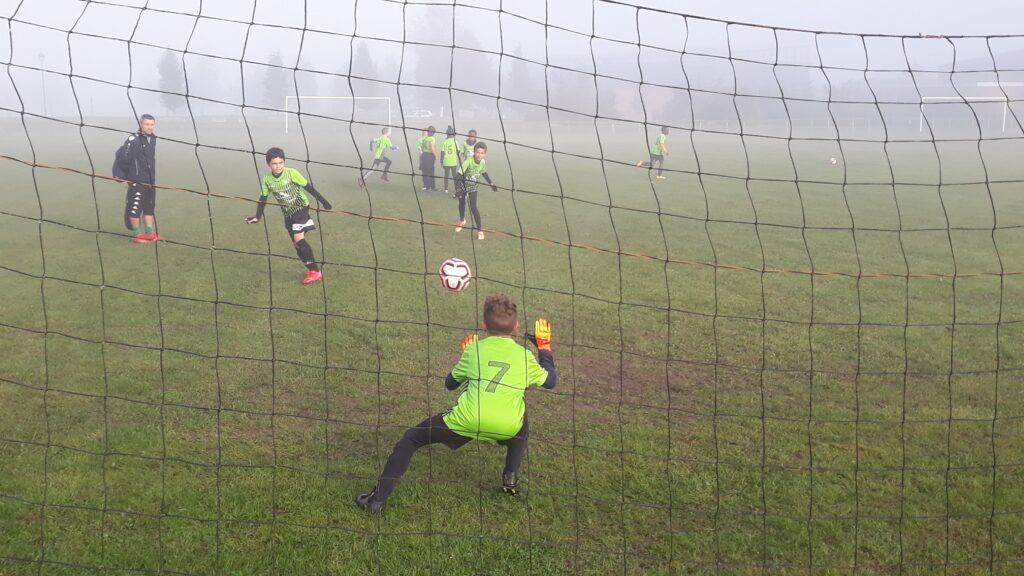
left=417, top=126, right=438, bottom=191
left=440, top=126, right=460, bottom=195
left=356, top=294, right=556, bottom=513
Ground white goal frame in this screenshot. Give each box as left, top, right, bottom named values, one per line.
left=283, top=96, right=392, bottom=133
left=918, top=81, right=1024, bottom=133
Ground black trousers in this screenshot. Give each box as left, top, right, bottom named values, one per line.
left=372, top=413, right=529, bottom=503
left=648, top=153, right=664, bottom=176
left=370, top=157, right=392, bottom=177
left=420, top=153, right=436, bottom=189
left=442, top=166, right=458, bottom=191
left=457, top=191, right=481, bottom=230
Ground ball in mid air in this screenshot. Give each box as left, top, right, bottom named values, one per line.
left=439, top=258, right=472, bottom=292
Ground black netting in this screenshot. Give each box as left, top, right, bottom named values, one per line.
left=1, top=1, right=1023, bottom=573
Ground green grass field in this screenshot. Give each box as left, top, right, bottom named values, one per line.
left=2, top=117, right=1024, bottom=575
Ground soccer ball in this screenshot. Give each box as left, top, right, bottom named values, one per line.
left=439, top=258, right=472, bottom=292
left=829, top=157, right=838, bottom=165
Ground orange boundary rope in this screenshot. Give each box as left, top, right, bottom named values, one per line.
left=3, top=154, right=1017, bottom=281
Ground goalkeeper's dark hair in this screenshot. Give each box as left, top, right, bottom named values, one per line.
left=265, top=147, right=285, bottom=163
left=139, top=113, right=155, bottom=123
left=473, top=141, right=487, bottom=153
left=483, top=294, right=517, bottom=335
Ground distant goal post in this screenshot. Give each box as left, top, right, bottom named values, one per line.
left=917, top=82, right=1024, bottom=133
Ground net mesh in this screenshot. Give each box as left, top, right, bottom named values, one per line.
left=1, top=0, right=1023, bottom=573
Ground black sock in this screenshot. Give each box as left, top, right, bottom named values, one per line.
left=295, top=239, right=319, bottom=271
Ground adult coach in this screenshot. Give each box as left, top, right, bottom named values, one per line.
left=116, top=114, right=163, bottom=242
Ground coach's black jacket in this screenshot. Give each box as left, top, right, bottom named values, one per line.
left=117, top=132, right=157, bottom=185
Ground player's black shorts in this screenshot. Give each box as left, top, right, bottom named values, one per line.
left=284, top=207, right=316, bottom=238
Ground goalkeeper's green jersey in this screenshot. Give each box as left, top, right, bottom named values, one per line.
left=260, top=167, right=310, bottom=217
left=441, top=137, right=459, bottom=167
left=374, top=135, right=392, bottom=160
left=459, top=157, right=487, bottom=193
left=444, top=336, right=549, bottom=440
left=651, top=133, right=666, bottom=155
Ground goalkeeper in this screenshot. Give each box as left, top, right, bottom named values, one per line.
left=356, top=294, right=556, bottom=513
left=245, top=147, right=332, bottom=285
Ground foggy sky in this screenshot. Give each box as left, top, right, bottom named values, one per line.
left=0, top=0, right=1021, bottom=134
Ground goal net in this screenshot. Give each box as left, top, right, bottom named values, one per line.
left=1, top=1, right=1023, bottom=573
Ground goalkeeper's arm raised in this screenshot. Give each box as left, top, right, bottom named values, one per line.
left=528, top=318, right=556, bottom=390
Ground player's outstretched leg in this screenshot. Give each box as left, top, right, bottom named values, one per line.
left=356, top=414, right=470, bottom=513
left=359, top=161, right=380, bottom=187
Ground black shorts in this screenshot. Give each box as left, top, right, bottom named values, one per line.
left=284, top=207, right=316, bottom=238
left=125, top=183, right=156, bottom=219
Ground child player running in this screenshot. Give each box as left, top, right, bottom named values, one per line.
left=246, top=147, right=332, bottom=285
left=356, top=294, right=556, bottom=513
left=635, top=125, right=669, bottom=180
left=358, top=127, right=394, bottom=187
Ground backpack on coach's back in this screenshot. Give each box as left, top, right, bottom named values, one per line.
left=112, top=138, right=130, bottom=181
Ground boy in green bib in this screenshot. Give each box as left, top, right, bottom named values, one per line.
left=635, top=125, right=669, bottom=180
left=358, top=126, right=394, bottom=187
left=246, top=147, right=332, bottom=285
left=459, top=128, right=478, bottom=164
left=440, top=125, right=460, bottom=195
left=356, top=294, right=556, bottom=513
left=455, top=140, right=497, bottom=240
left=417, top=126, right=438, bottom=191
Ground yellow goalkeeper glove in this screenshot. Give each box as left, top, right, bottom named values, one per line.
left=530, top=318, right=551, bottom=351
